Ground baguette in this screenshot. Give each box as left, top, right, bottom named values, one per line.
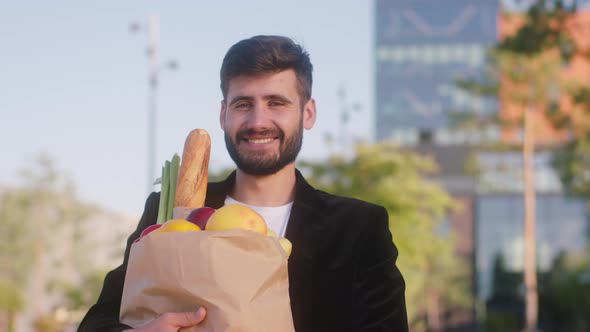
left=174, top=129, right=211, bottom=209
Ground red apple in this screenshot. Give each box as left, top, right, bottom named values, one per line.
left=186, top=207, right=216, bottom=230
left=134, top=224, right=163, bottom=243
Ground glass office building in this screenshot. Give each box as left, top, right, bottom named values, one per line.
left=375, top=0, right=498, bottom=144
left=476, top=194, right=588, bottom=301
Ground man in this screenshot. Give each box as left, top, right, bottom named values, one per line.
left=78, top=35, right=408, bottom=332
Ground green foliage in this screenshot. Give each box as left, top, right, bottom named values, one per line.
left=0, top=190, right=36, bottom=286
left=553, top=135, right=590, bottom=197
left=499, top=0, right=576, bottom=58
left=0, top=154, right=100, bottom=326
left=0, top=280, right=24, bottom=312
left=572, top=86, right=590, bottom=106
left=484, top=310, right=520, bottom=332
left=298, top=143, right=470, bottom=329
left=552, top=83, right=590, bottom=199
left=48, top=268, right=111, bottom=310
left=541, top=253, right=590, bottom=331
left=455, top=0, right=581, bottom=130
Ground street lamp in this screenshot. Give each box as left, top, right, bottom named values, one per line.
left=130, top=14, right=178, bottom=195
left=337, top=84, right=363, bottom=155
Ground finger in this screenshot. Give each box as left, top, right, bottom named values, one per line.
left=168, top=308, right=207, bottom=328
left=194, top=307, right=207, bottom=322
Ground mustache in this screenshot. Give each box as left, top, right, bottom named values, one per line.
left=236, top=128, right=284, bottom=140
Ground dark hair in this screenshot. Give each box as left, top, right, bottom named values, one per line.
left=220, top=35, right=313, bottom=103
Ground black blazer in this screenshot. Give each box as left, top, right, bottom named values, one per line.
left=78, top=170, right=408, bottom=332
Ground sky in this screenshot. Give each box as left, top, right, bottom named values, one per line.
left=0, top=1, right=374, bottom=217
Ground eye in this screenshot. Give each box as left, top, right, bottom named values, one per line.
left=269, top=100, right=285, bottom=107
left=234, top=102, right=250, bottom=109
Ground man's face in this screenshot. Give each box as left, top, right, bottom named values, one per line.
left=220, top=69, right=316, bottom=176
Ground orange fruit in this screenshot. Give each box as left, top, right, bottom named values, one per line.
left=156, top=219, right=201, bottom=233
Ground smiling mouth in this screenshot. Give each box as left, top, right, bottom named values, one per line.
left=247, top=138, right=275, bottom=144
left=238, top=128, right=282, bottom=145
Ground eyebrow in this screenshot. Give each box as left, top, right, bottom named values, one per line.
left=266, top=94, right=293, bottom=104
left=228, top=96, right=253, bottom=106
left=228, top=94, right=293, bottom=106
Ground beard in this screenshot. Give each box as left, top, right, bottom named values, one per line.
left=225, top=121, right=303, bottom=176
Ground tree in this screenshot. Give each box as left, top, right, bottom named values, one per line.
left=0, top=280, right=24, bottom=332
left=553, top=85, right=590, bottom=199
left=0, top=154, right=98, bottom=330
left=298, top=143, right=469, bottom=332
left=457, top=2, right=583, bottom=330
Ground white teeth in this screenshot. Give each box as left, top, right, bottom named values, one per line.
left=249, top=138, right=274, bottom=144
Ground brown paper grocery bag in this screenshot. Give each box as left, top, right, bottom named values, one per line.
left=120, top=230, right=295, bottom=332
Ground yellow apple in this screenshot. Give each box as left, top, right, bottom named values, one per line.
left=266, top=229, right=277, bottom=237
left=155, top=219, right=201, bottom=233
left=205, top=204, right=267, bottom=234
left=278, top=238, right=292, bottom=256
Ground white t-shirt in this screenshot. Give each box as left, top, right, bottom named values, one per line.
left=224, top=196, right=293, bottom=237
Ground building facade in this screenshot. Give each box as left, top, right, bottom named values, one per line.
left=375, top=1, right=590, bottom=331
left=375, top=0, right=498, bottom=145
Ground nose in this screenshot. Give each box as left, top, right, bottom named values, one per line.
left=245, top=103, right=271, bottom=129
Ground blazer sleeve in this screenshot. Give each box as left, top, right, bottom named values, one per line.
left=77, top=192, right=160, bottom=332
left=354, top=206, right=409, bottom=332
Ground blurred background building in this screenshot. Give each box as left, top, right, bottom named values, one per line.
left=374, top=0, right=590, bottom=331
left=375, top=0, right=499, bottom=146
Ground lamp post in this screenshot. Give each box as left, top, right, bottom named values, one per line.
left=337, top=84, right=363, bottom=155
left=130, top=14, right=177, bottom=195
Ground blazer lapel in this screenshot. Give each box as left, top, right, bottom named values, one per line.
left=284, top=169, right=330, bottom=328
left=284, top=170, right=324, bottom=261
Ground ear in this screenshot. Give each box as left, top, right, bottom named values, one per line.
left=303, top=98, right=317, bottom=130
left=220, top=100, right=227, bottom=129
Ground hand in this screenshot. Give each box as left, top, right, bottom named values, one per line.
left=123, top=307, right=207, bottom=332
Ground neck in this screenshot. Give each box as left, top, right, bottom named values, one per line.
left=231, top=164, right=297, bottom=206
